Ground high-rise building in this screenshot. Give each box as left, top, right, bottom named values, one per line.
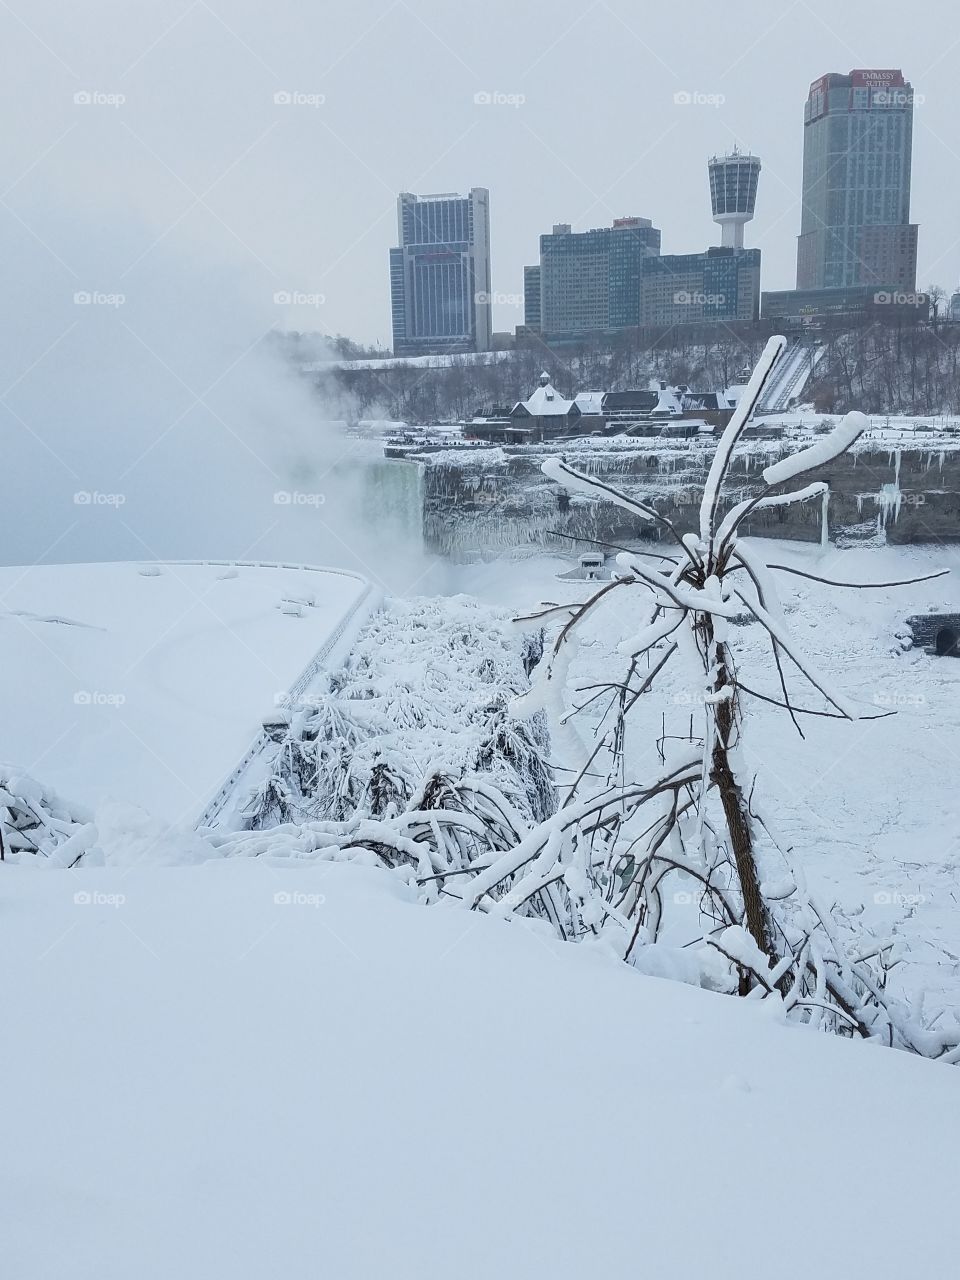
left=709, top=149, right=761, bottom=249
left=523, top=265, right=541, bottom=331
left=389, top=188, right=492, bottom=356
left=537, top=217, right=661, bottom=340
left=796, top=69, right=918, bottom=291
left=639, top=247, right=761, bottom=327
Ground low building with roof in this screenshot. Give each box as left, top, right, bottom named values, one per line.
left=464, top=374, right=606, bottom=443
left=507, top=372, right=598, bottom=440
left=464, top=373, right=747, bottom=443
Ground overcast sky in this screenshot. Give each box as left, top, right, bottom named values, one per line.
left=2, top=0, right=957, bottom=348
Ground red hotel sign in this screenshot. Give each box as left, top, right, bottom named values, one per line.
left=851, top=69, right=905, bottom=87
left=809, top=70, right=905, bottom=97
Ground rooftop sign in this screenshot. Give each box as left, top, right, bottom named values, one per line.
left=851, top=69, right=905, bottom=87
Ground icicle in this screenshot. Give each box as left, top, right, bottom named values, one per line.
left=820, top=487, right=829, bottom=550
left=877, top=482, right=902, bottom=528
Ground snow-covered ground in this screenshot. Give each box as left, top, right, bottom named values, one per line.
left=0, top=562, right=373, bottom=826
left=3, top=856, right=959, bottom=1279
left=5, top=541, right=960, bottom=1279
left=757, top=408, right=960, bottom=449
left=304, top=350, right=511, bottom=372
left=454, top=541, right=960, bottom=1021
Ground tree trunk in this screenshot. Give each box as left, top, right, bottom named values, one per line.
left=710, top=640, right=784, bottom=991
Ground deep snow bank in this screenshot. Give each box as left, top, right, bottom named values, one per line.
left=0, top=561, right=373, bottom=825
left=2, top=859, right=957, bottom=1279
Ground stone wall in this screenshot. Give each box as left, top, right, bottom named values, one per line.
left=418, top=438, right=960, bottom=559
left=906, top=612, right=960, bottom=654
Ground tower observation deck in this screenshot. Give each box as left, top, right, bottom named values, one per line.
left=708, top=149, right=761, bottom=249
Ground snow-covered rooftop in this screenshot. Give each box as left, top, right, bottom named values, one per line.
left=652, top=385, right=683, bottom=416
left=514, top=372, right=575, bottom=418
left=574, top=390, right=604, bottom=415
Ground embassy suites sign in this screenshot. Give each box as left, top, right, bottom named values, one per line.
left=850, top=69, right=906, bottom=88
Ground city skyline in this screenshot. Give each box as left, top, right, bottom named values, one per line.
left=2, top=0, right=957, bottom=353
left=392, top=65, right=923, bottom=350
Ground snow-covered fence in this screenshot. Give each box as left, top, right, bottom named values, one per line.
left=187, top=562, right=379, bottom=830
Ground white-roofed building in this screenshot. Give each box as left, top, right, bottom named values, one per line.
left=514, top=372, right=575, bottom=417
left=651, top=384, right=684, bottom=417
left=574, top=390, right=605, bottom=417
left=509, top=372, right=583, bottom=439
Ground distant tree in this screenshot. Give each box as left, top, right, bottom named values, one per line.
left=927, top=284, right=946, bottom=328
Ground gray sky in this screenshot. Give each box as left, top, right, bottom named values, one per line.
left=2, top=0, right=957, bottom=347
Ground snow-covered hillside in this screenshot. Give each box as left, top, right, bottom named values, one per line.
left=3, top=857, right=958, bottom=1280
left=0, top=562, right=374, bottom=824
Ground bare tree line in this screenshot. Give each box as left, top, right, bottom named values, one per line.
left=278, top=320, right=960, bottom=425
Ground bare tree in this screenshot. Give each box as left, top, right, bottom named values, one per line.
left=448, top=336, right=956, bottom=1055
